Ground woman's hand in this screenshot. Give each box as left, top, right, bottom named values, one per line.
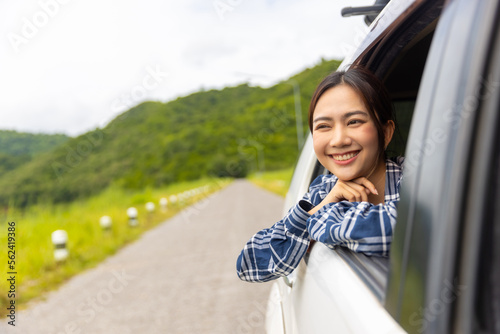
left=308, top=177, right=378, bottom=215
left=326, top=177, right=378, bottom=203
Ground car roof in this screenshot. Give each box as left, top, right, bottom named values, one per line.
left=340, top=0, right=426, bottom=71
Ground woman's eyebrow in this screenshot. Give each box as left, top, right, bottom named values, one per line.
left=343, top=110, right=369, bottom=119
left=313, top=111, right=369, bottom=123
left=313, top=116, right=333, bottom=123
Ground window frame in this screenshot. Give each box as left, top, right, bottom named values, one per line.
left=451, top=5, right=500, bottom=332
left=304, top=0, right=444, bottom=303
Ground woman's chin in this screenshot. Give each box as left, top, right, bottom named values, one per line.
left=334, top=173, right=363, bottom=182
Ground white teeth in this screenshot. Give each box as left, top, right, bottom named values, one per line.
left=332, top=152, right=358, bottom=161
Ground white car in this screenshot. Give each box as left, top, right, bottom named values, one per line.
left=267, top=0, right=500, bottom=333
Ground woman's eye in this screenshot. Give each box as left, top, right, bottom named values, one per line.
left=348, top=119, right=364, bottom=126
left=314, top=124, right=330, bottom=131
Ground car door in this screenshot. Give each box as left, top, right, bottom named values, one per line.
left=386, top=0, right=500, bottom=333
left=266, top=0, right=444, bottom=332
left=266, top=0, right=500, bottom=332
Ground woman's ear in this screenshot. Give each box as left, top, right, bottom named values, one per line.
left=383, top=120, right=395, bottom=149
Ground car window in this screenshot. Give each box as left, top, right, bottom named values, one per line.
left=310, top=2, right=442, bottom=180
left=474, top=143, right=500, bottom=333
left=472, top=24, right=500, bottom=332
left=306, top=0, right=445, bottom=300
left=388, top=100, right=415, bottom=157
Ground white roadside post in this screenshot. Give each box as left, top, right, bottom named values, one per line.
left=127, top=207, right=138, bottom=227
left=145, top=202, right=155, bottom=213
left=169, top=195, right=178, bottom=207
left=99, top=215, right=112, bottom=230
left=51, top=230, right=68, bottom=262
left=179, top=192, right=187, bottom=206
left=145, top=202, right=155, bottom=224
left=159, top=197, right=168, bottom=212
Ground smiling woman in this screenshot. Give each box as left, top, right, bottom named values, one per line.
left=310, top=67, right=396, bottom=206
left=236, top=66, right=404, bottom=283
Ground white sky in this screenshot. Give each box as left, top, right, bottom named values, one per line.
left=1, top=0, right=368, bottom=136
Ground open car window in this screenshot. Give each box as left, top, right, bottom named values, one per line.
left=306, top=0, right=444, bottom=301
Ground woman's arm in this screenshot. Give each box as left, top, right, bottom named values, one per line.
left=306, top=200, right=398, bottom=256
left=236, top=176, right=329, bottom=282
left=236, top=201, right=311, bottom=282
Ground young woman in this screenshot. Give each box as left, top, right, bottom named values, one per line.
left=236, top=66, right=404, bottom=283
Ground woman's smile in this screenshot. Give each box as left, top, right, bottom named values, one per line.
left=330, top=150, right=360, bottom=163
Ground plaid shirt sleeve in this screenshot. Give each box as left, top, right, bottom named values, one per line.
left=236, top=157, right=404, bottom=282
left=307, top=157, right=404, bottom=257
left=236, top=177, right=324, bottom=282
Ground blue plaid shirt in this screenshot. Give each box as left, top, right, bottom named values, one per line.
left=237, top=157, right=404, bottom=282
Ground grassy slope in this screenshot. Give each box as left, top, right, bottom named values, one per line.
left=0, top=177, right=230, bottom=315
left=248, top=168, right=294, bottom=198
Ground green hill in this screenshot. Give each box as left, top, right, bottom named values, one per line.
left=0, top=130, right=69, bottom=156
left=0, top=59, right=341, bottom=207
left=0, top=130, right=69, bottom=175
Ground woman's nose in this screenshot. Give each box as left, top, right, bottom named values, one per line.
left=329, top=127, right=352, bottom=147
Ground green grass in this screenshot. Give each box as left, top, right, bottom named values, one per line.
left=0, top=177, right=231, bottom=314
left=248, top=167, right=294, bottom=197
left=0, top=168, right=292, bottom=314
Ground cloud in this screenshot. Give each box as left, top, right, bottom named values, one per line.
left=0, top=0, right=366, bottom=136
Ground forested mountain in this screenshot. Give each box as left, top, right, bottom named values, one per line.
left=0, top=59, right=341, bottom=207
left=0, top=131, right=69, bottom=175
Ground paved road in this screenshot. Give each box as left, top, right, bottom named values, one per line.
left=1, top=180, right=283, bottom=334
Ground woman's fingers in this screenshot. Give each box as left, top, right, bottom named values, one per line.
left=314, top=176, right=378, bottom=214
left=332, top=180, right=369, bottom=202
left=344, top=181, right=369, bottom=202
left=326, top=177, right=380, bottom=204
left=338, top=184, right=359, bottom=202
left=350, top=177, right=379, bottom=195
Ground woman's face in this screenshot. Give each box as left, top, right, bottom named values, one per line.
left=312, top=84, right=389, bottom=181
